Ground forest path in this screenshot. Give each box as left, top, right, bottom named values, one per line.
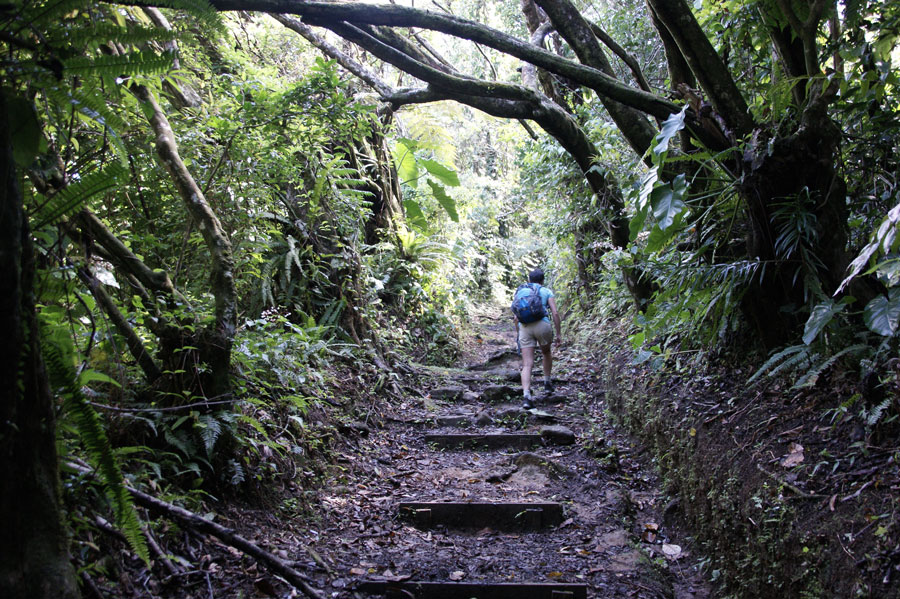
left=306, top=304, right=710, bottom=599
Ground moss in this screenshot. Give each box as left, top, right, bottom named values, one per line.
left=599, top=353, right=866, bottom=598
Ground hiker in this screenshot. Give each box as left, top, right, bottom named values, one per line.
left=511, top=268, right=562, bottom=409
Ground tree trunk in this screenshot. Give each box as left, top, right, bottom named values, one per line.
left=0, top=91, right=80, bottom=599
left=132, top=84, right=237, bottom=399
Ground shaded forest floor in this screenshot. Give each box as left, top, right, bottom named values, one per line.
left=101, top=305, right=713, bottom=599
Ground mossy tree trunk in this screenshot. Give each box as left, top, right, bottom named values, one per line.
left=0, top=91, right=80, bottom=599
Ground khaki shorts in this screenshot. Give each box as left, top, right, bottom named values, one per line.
left=518, top=320, right=553, bottom=348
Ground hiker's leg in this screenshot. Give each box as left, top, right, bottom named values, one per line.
left=521, top=346, right=535, bottom=395
left=540, top=343, right=552, bottom=380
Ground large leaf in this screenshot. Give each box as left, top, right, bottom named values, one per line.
left=652, top=107, right=687, bottom=159
left=803, top=298, right=851, bottom=344
left=838, top=199, right=900, bottom=293
left=421, top=159, right=460, bottom=186
left=427, top=180, right=459, bottom=222
left=645, top=213, right=684, bottom=253
left=629, top=167, right=658, bottom=241
left=650, top=174, right=687, bottom=231
left=393, top=139, right=418, bottom=184
left=863, top=289, right=900, bottom=336
left=403, top=198, right=427, bottom=230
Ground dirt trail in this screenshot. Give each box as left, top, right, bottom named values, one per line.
left=303, top=305, right=711, bottom=598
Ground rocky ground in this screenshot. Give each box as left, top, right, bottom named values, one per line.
left=286, top=304, right=712, bottom=599
left=95, top=304, right=713, bottom=599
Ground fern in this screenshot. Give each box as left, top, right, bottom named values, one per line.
left=154, top=0, right=225, bottom=33
left=63, top=50, right=176, bottom=78
left=42, top=84, right=130, bottom=164
left=55, top=24, right=179, bottom=49
left=196, top=413, right=223, bottom=457
left=748, top=345, right=810, bottom=384
left=40, top=320, right=150, bottom=566
left=792, top=344, right=869, bottom=389
left=33, top=162, right=127, bottom=229
left=865, top=398, right=892, bottom=427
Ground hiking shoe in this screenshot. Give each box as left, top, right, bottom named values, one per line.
left=543, top=379, right=555, bottom=394
left=522, top=392, right=534, bottom=410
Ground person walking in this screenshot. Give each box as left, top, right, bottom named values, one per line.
left=511, top=268, right=561, bottom=409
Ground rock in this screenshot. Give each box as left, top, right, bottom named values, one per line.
left=495, top=407, right=527, bottom=420
left=435, top=414, right=472, bottom=427
left=429, top=386, right=467, bottom=400
left=512, top=452, right=571, bottom=478
left=499, top=369, right=521, bottom=382
left=543, top=392, right=568, bottom=403
left=540, top=425, right=576, bottom=445
left=475, top=411, right=494, bottom=426
left=462, top=391, right=480, bottom=402
left=481, top=384, right=518, bottom=402
left=467, top=349, right=519, bottom=371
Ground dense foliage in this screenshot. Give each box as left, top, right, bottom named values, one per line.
left=2, top=0, right=900, bottom=597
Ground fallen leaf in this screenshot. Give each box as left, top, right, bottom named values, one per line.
left=546, top=571, right=563, bottom=579
left=449, top=571, right=465, bottom=581
left=781, top=443, right=804, bottom=468
left=829, top=494, right=837, bottom=512
left=662, top=544, right=683, bottom=560
left=349, top=568, right=366, bottom=576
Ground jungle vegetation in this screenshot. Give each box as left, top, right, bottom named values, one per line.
left=1, top=0, right=898, bottom=596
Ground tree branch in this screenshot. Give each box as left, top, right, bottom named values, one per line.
left=77, top=266, right=163, bottom=383
left=588, top=21, right=652, bottom=93
left=116, top=0, right=680, bottom=119
left=645, top=0, right=754, bottom=137
left=67, top=463, right=325, bottom=599
left=270, top=14, right=394, bottom=96
left=534, top=0, right=657, bottom=158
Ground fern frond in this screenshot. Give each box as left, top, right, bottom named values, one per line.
left=40, top=321, right=149, bottom=566
left=42, top=84, right=130, bottom=164
left=33, top=162, right=127, bottom=229
left=866, top=398, right=892, bottom=427
left=154, top=0, right=226, bottom=33
left=748, top=345, right=808, bottom=383
left=28, top=0, right=89, bottom=26
left=793, top=344, right=869, bottom=389
left=51, top=24, right=178, bottom=49
left=63, top=50, right=175, bottom=78
left=196, top=414, right=222, bottom=457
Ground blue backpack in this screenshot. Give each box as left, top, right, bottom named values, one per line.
left=511, top=283, right=546, bottom=324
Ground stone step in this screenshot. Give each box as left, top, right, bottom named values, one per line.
left=398, top=501, right=565, bottom=530
left=424, top=433, right=544, bottom=450
left=354, top=581, right=588, bottom=599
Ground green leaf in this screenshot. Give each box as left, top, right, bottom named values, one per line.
left=78, top=369, right=122, bottom=388
left=421, top=159, right=460, bottom=186
left=403, top=198, right=427, bottom=230
left=652, top=107, right=687, bottom=158
left=5, top=95, right=41, bottom=167
left=650, top=174, right=687, bottom=231
left=803, top=298, right=851, bottom=345
left=427, top=180, right=459, bottom=222
left=393, top=138, right=418, bottom=185
left=629, top=168, right=658, bottom=241
left=863, top=289, right=900, bottom=336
